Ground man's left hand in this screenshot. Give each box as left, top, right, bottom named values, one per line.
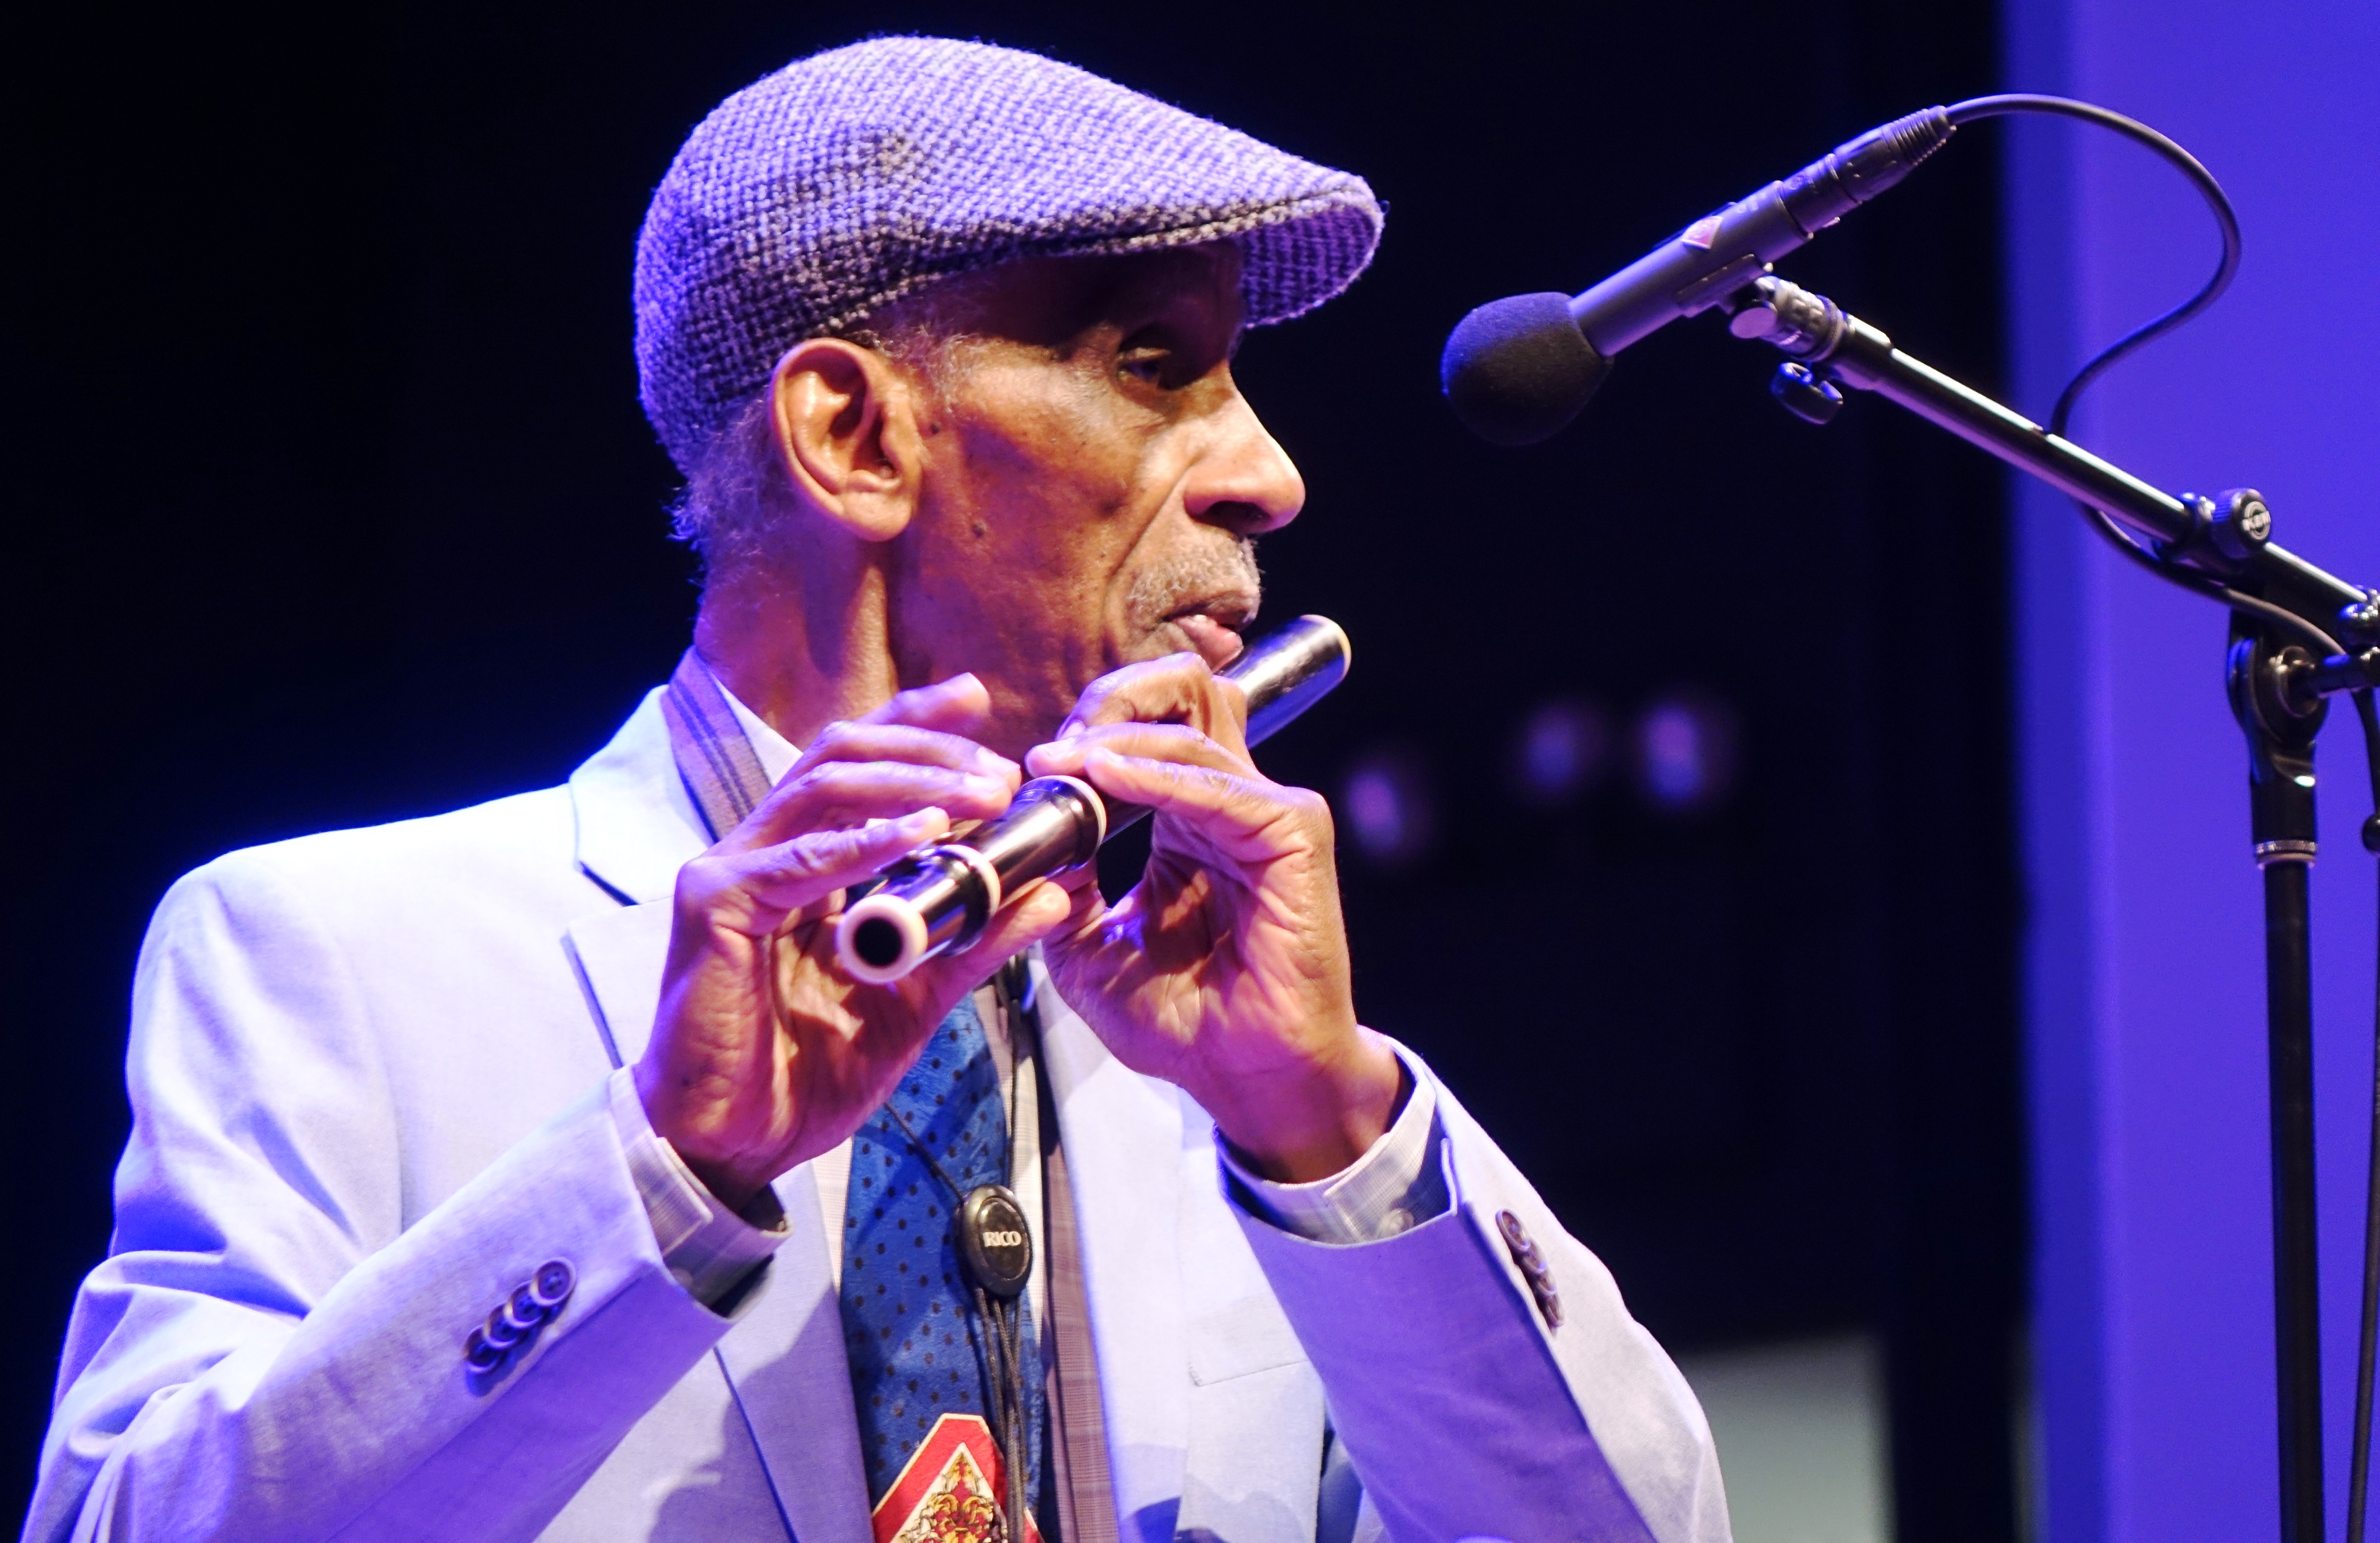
left=1025, top=653, right=1403, bottom=1183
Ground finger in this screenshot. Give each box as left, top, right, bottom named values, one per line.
left=734, top=807, right=949, bottom=915
left=909, top=880, right=1077, bottom=1005
left=996, top=878, right=1080, bottom=955
left=1029, top=722, right=1247, bottom=780
left=859, top=672, right=995, bottom=734
left=1057, top=871, right=1109, bottom=930
left=1054, top=653, right=1249, bottom=749
left=791, top=720, right=1020, bottom=788
left=1072, top=746, right=1312, bottom=847
left=1047, top=860, right=1103, bottom=895
left=1035, top=874, right=1119, bottom=969
left=740, top=761, right=1013, bottom=846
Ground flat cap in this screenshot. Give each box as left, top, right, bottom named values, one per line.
left=634, top=35, right=1383, bottom=472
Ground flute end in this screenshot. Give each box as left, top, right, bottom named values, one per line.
left=836, top=893, right=929, bottom=985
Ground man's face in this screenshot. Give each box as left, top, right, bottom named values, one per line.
left=885, top=243, right=1305, bottom=753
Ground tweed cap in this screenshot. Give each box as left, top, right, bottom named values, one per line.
left=634, top=36, right=1383, bottom=472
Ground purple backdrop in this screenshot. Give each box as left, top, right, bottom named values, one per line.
left=2008, top=0, right=2380, bottom=1537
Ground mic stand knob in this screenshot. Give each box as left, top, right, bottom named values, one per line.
left=1770, top=362, right=1844, bottom=425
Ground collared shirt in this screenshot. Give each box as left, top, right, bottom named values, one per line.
left=610, top=678, right=1448, bottom=1310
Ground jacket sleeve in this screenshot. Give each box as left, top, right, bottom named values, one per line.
left=24, top=853, right=741, bottom=1543
left=1229, top=1049, right=1731, bottom=1543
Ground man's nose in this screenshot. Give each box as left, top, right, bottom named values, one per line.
left=1181, top=384, right=1306, bottom=536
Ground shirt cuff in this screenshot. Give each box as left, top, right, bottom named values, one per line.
left=606, top=1067, right=788, bottom=1307
left=1217, top=1045, right=1451, bottom=1245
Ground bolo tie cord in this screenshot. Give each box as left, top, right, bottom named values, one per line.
left=973, top=1281, right=1027, bottom=1538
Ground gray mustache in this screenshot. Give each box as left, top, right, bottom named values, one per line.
left=1127, top=538, right=1262, bottom=624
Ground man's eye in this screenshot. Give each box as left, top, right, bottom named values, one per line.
left=1119, top=348, right=1169, bottom=383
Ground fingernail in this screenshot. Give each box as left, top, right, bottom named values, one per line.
left=903, top=807, right=946, bottom=836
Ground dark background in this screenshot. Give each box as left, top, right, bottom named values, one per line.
left=5, top=1, right=2019, bottom=1533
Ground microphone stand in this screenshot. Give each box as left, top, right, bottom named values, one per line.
left=1723, top=273, right=2380, bottom=1543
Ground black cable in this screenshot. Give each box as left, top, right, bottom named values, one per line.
left=2076, top=503, right=2345, bottom=658
left=1947, top=95, right=2240, bottom=433
left=1938, top=97, right=2343, bottom=656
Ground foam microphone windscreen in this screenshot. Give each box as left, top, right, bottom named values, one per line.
left=1439, top=292, right=1610, bottom=446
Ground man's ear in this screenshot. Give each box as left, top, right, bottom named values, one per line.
left=767, top=339, right=925, bottom=542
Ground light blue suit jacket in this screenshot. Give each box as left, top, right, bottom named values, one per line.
left=26, top=688, right=1729, bottom=1543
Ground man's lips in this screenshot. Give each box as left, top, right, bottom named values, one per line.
left=1162, top=595, right=1256, bottom=670
left=1168, top=612, right=1246, bottom=670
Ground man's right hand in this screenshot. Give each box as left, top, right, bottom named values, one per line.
left=634, top=672, right=1074, bottom=1212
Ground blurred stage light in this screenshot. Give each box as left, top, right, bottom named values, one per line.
left=1633, top=694, right=1739, bottom=813
left=1341, top=748, right=1435, bottom=866
left=1511, top=697, right=1610, bottom=806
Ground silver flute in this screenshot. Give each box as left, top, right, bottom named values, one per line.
left=833, top=614, right=1351, bottom=985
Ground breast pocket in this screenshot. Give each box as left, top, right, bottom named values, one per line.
left=1189, top=1293, right=1311, bottom=1385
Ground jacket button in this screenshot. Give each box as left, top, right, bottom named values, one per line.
left=483, top=1302, right=528, bottom=1351
left=506, top=1285, right=549, bottom=1333
left=1495, top=1210, right=1528, bottom=1250
left=464, top=1327, right=506, bottom=1373
left=1494, top=1210, right=1563, bottom=1331
left=529, top=1259, right=577, bottom=1311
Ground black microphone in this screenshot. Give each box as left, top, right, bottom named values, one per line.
left=1440, top=107, right=1957, bottom=445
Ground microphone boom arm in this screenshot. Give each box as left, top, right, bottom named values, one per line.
left=1724, top=275, right=2373, bottom=646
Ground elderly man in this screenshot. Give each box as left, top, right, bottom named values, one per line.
left=27, top=37, right=1726, bottom=1543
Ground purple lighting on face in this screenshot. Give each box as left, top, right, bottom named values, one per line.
left=1633, top=695, right=1738, bottom=813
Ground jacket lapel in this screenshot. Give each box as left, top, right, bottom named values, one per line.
left=569, top=686, right=709, bottom=906
left=1032, top=959, right=1191, bottom=1540
left=715, top=1162, right=877, bottom=1543
left=1034, top=960, right=1327, bottom=1543
left=564, top=694, right=874, bottom=1543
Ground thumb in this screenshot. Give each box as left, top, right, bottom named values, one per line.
left=909, top=881, right=1075, bottom=1006
left=860, top=672, right=992, bottom=733
left=1032, top=874, right=1117, bottom=970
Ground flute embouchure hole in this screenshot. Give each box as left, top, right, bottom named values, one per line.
left=853, top=916, right=906, bottom=970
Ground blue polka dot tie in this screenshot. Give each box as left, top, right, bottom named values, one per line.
left=841, top=996, right=1043, bottom=1510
